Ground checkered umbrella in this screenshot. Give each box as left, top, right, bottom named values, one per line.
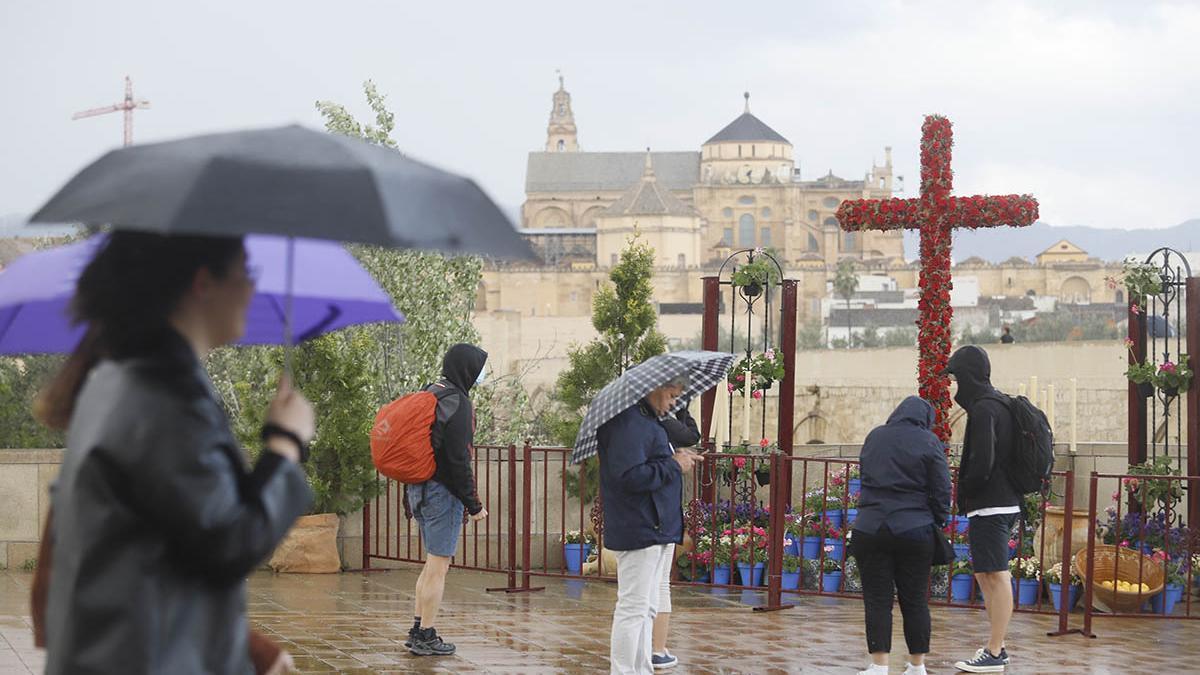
left=570, top=350, right=735, bottom=464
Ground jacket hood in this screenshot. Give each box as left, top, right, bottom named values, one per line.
left=441, top=343, right=488, bottom=392
left=886, top=396, right=935, bottom=429
left=946, top=345, right=993, bottom=408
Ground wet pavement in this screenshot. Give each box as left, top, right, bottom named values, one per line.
left=1, top=567, right=1196, bottom=673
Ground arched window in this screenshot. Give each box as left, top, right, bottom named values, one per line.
left=557, top=139, right=565, bottom=151
left=739, top=214, right=756, bottom=246
left=807, top=234, right=820, bottom=252
left=760, top=227, right=772, bottom=248
left=677, top=253, right=687, bottom=268
left=823, top=216, right=840, bottom=228
left=1115, top=290, right=1125, bottom=304
left=843, top=231, right=857, bottom=251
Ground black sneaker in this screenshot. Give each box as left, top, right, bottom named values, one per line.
left=409, top=627, right=456, bottom=656
left=954, top=647, right=1005, bottom=672
left=403, top=626, right=419, bottom=649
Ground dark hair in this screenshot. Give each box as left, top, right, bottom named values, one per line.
left=35, top=231, right=245, bottom=429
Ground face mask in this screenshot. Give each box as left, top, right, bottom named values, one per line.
left=475, top=365, right=487, bottom=386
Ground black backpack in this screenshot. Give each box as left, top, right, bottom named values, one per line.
left=983, top=393, right=1054, bottom=494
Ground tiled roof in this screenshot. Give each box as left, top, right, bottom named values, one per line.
left=600, top=158, right=697, bottom=218
left=704, top=112, right=789, bottom=144
left=525, top=151, right=699, bottom=192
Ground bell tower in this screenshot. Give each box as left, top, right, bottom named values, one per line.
left=546, top=71, right=579, bottom=152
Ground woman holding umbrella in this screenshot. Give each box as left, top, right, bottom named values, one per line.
left=35, top=232, right=315, bottom=674
left=573, top=351, right=732, bottom=675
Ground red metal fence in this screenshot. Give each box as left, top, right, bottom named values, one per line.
left=362, top=443, right=1199, bottom=633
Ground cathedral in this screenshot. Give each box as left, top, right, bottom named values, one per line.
left=519, top=77, right=904, bottom=269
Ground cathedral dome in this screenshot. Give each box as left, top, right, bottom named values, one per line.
left=704, top=93, right=790, bottom=145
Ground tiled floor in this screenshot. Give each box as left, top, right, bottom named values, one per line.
left=2, top=567, right=1197, bottom=673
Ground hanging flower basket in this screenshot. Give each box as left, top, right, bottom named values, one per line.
left=1124, top=342, right=1192, bottom=398
left=727, top=349, right=786, bottom=394
left=730, top=254, right=779, bottom=294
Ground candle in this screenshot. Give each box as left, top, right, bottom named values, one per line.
left=1018, top=383, right=1027, bottom=397
left=1070, top=378, right=1078, bottom=454
left=714, top=377, right=729, bottom=448
left=1046, top=384, right=1055, bottom=433
left=743, top=365, right=752, bottom=443
left=1029, top=376, right=1038, bottom=407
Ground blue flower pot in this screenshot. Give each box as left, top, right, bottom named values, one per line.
left=712, top=565, right=732, bottom=585
left=1012, top=577, right=1040, bottom=606
left=1149, top=583, right=1184, bottom=614
left=1048, top=582, right=1082, bottom=612
left=781, top=571, right=801, bottom=590
left=845, top=508, right=859, bottom=525
left=950, top=517, right=969, bottom=534
left=823, top=538, right=845, bottom=561
left=825, top=509, right=844, bottom=530
left=690, top=570, right=712, bottom=584
left=951, top=574, right=975, bottom=603
left=801, top=536, right=821, bottom=559
left=563, top=543, right=591, bottom=574
left=953, top=543, right=971, bottom=561
left=784, top=538, right=800, bottom=557
left=821, top=571, right=843, bottom=593
left=737, top=562, right=766, bottom=587
left=848, top=478, right=862, bottom=496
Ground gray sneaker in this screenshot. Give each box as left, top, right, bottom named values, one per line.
left=955, top=647, right=1005, bottom=672
left=409, top=627, right=456, bottom=656
left=652, top=651, right=678, bottom=670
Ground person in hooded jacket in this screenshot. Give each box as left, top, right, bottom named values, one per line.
left=851, top=396, right=951, bottom=675
left=650, top=402, right=701, bottom=670
left=945, top=345, right=1019, bottom=674
left=405, top=343, right=490, bottom=657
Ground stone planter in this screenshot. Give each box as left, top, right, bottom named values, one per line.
left=1034, top=506, right=1095, bottom=572
left=268, top=513, right=342, bottom=573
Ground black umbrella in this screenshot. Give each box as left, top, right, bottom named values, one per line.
left=29, top=124, right=535, bottom=261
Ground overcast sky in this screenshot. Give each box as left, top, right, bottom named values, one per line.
left=2, top=0, right=1197, bottom=230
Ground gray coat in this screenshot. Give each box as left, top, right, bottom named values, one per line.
left=44, top=334, right=311, bottom=674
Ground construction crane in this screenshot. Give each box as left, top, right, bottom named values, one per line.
left=72, top=76, right=150, bottom=146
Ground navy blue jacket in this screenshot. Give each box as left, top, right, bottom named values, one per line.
left=597, top=402, right=683, bottom=551
left=853, top=396, right=952, bottom=536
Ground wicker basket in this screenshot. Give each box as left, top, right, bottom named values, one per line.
left=1073, top=545, right=1164, bottom=613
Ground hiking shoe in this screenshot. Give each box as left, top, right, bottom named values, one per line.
left=955, top=647, right=1006, bottom=672
left=403, top=626, right=419, bottom=649
left=408, top=627, right=456, bottom=656
left=652, top=651, right=678, bottom=670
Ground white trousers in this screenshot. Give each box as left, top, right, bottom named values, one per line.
left=610, top=544, right=672, bottom=675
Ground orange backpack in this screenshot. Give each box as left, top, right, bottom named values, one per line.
left=370, top=384, right=455, bottom=483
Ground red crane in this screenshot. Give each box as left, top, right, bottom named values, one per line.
left=72, top=76, right=150, bottom=146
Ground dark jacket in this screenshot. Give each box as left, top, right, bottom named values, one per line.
left=659, top=405, right=700, bottom=449
left=854, top=396, right=952, bottom=535
left=430, top=343, right=486, bottom=515
left=597, top=402, right=684, bottom=551
left=946, top=345, right=1021, bottom=513
left=45, top=332, right=312, bottom=675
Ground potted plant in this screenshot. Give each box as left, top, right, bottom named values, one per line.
left=731, top=525, right=769, bottom=586
left=793, top=515, right=825, bottom=559
left=1124, top=340, right=1193, bottom=399
left=1125, top=455, right=1184, bottom=514
left=678, top=549, right=713, bottom=583
left=820, top=550, right=843, bottom=593
left=1044, top=561, right=1083, bottom=612
left=562, top=530, right=596, bottom=574
left=1009, top=556, right=1043, bottom=606
left=781, top=554, right=803, bottom=590
left=727, top=349, right=786, bottom=396
left=845, top=464, right=862, bottom=497
left=1110, top=260, right=1163, bottom=307
left=822, top=524, right=845, bottom=562
left=1149, top=551, right=1187, bottom=614
left=945, top=523, right=970, bottom=561
left=712, top=533, right=734, bottom=585
left=730, top=252, right=780, bottom=297
left=951, top=558, right=976, bottom=603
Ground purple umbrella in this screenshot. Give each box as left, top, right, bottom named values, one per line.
left=0, top=235, right=403, bottom=355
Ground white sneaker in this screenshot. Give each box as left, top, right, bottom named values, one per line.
left=904, top=664, right=927, bottom=675
left=858, top=664, right=889, bottom=675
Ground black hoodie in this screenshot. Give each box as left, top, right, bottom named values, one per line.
left=429, top=343, right=487, bottom=514
left=945, top=345, right=1020, bottom=513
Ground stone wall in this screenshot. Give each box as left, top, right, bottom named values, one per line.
left=0, top=449, right=60, bottom=569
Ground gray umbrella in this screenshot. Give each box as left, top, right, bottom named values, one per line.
left=28, top=124, right=535, bottom=260
left=571, top=350, right=734, bottom=464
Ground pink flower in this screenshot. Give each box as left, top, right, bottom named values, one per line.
left=1124, top=338, right=1135, bottom=349
left=759, top=437, right=771, bottom=448
left=1008, top=539, right=1018, bottom=550
left=823, top=545, right=834, bottom=553
left=1160, top=362, right=1176, bottom=374
left=732, top=457, right=746, bottom=469
left=727, top=383, right=735, bottom=392
left=752, top=390, right=763, bottom=400
left=764, top=348, right=776, bottom=360
left=1131, top=304, right=1143, bottom=315
left=736, top=374, right=745, bottom=382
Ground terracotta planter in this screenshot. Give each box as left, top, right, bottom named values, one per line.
left=1034, top=506, right=1095, bottom=572
left=268, top=513, right=342, bottom=573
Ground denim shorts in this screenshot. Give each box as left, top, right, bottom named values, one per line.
left=968, top=512, right=1018, bottom=573
left=408, top=480, right=463, bottom=558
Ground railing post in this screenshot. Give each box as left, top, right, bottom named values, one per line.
left=485, top=444, right=523, bottom=592
left=778, top=279, right=798, bottom=505
left=1080, top=472, right=1099, bottom=638
left=1186, top=277, right=1200, bottom=527
left=361, top=487, right=372, bottom=570
left=1048, top=470, right=1082, bottom=637
left=755, top=453, right=793, bottom=613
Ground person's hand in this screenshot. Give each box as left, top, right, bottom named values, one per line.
left=469, top=507, right=489, bottom=522
left=265, top=375, right=315, bottom=461
left=673, top=450, right=700, bottom=474
left=264, top=651, right=296, bottom=675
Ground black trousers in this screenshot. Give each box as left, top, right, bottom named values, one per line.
left=851, top=526, right=934, bottom=655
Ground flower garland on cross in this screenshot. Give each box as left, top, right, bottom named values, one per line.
left=836, top=115, right=1039, bottom=441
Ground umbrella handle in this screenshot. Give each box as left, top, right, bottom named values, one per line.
left=283, top=236, right=295, bottom=375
